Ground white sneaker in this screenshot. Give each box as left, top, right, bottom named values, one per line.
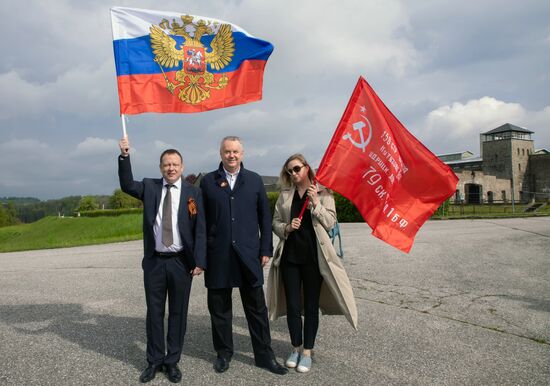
left=296, top=355, right=312, bottom=373
left=285, top=350, right=300, bottom=368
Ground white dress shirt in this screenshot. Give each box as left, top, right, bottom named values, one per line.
left=154, top=178, right=183, bottom=252
left=224, top=167, right=240, bottom=190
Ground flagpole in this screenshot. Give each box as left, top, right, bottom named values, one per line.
left=298, top=197, right=310, bottom=220
left=121, top=114, right=127, bottom=138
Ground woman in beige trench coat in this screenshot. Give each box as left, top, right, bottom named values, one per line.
left=267, top=154, right=358, bottom=373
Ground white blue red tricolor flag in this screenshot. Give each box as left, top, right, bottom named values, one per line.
left=110, top=7, right=274, bottom=114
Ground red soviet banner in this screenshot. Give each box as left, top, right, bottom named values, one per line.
left=316, top=76, right=458, bottom=253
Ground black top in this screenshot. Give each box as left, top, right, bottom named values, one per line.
left=282, top=190, right=317, bottom=265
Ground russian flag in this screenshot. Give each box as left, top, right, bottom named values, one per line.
left=110, top=7, right=274, bottom=114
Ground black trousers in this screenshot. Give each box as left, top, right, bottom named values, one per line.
left=207, top=282, right=274, bottom=362
left=143, top=255, right=193, bottom=365
left=281, top=259, right=323, bottom=349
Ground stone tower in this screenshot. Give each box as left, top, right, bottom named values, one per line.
left=480, top=123, right=534, bottom=202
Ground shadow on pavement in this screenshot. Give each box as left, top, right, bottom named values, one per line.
left=0, top=303, right=291, bottom=370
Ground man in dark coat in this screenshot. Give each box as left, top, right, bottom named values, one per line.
left=118, top=136, right=206, bottom=383
left=200, top=136, right=287, bottom=375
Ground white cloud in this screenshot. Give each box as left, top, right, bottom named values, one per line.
left=424, top=97, right=525, bottom=139
left=74, top=137, right=118, bottom=156
left=0, top=139, right=63, bottom=188
left=0, top=137, right=119, bottom=198
left=0, top=138, right=49, bottom=152
left=417, top=97, right=550, bottom=154
left=237, top=0, right=420, bottom=77
left=207, top=109, right=269, bottom=134
left=0, top=71, right=44, bottom=119
left=0, top=60, right=116, bottom=120
left=1, top=1, right=112, bottom=80
left=154, top=140, right=174, bottom=150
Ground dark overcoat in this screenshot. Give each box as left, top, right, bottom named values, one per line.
left=200, top=163, right=272, bottom=288
left=118, top=155, right=207, bottom=270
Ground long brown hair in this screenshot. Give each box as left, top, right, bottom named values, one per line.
left=279, top=153, right=316, bottom=188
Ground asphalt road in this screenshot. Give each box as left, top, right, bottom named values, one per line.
left=0, top=218, right=549, bottom=385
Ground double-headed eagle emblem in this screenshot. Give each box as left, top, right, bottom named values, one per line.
left=150, top=15, right=235, bottom=105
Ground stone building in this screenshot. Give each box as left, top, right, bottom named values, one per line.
left=440, top=123, right=550, bottom=204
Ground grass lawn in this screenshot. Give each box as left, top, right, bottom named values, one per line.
left=1, top=204, right=548, bottom=253
left=434, top=203, right=550, bottom=218
left=0, top=214, right=142, bottom=253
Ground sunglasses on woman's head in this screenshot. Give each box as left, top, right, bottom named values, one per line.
left=286, top=165, right=305, bottom=175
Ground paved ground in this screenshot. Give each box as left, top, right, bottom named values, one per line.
left=0, top=218, right=549, bottom=385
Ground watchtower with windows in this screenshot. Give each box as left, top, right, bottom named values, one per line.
left=480, top=123, right=534, bottom=201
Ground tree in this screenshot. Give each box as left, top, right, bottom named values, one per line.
left=0, top=203, right=19, bottom=227
left=109, top=188, right=142, bottom=209
left=77, top=196, right=99, bottom=212
left=0, top=205, right=10, bottom=227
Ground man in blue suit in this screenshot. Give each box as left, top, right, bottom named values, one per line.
left=118, top=136, right=206, bottom=383
left=200, top=136, right=287, bottom=375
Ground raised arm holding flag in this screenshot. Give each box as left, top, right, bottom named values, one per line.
left=118, top=135, right=206, bottom=383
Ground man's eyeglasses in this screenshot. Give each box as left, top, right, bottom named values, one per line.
left=286, top=165, right=305, bottom=175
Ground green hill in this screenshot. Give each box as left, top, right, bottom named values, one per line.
left=0, top=214, right=142, bottom=253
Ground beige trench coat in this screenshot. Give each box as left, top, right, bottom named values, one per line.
left=266, top=186, right=358, bottom=330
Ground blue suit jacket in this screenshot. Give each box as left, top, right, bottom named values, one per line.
left=118, top=155, right=206, bottom=270
left=200, top=163, right=272, bottom=288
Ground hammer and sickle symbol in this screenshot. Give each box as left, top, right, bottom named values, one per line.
left=342, top=114, right=373, bottom=152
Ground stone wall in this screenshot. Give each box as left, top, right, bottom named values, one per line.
left=523, top=153, right=550, bottom=201
left=453, top=170, right=513, bottom=203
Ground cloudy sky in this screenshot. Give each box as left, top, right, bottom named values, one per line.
left=1, top=0, right=549, bottom=199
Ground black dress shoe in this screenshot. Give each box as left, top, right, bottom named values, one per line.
left=214, top=357, right=230, bottom=373
left=139, top=363, right=162, bottom=383
left=164, top=363, right=182, bottom=383
left=256, top=358, right=289, bottom=375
